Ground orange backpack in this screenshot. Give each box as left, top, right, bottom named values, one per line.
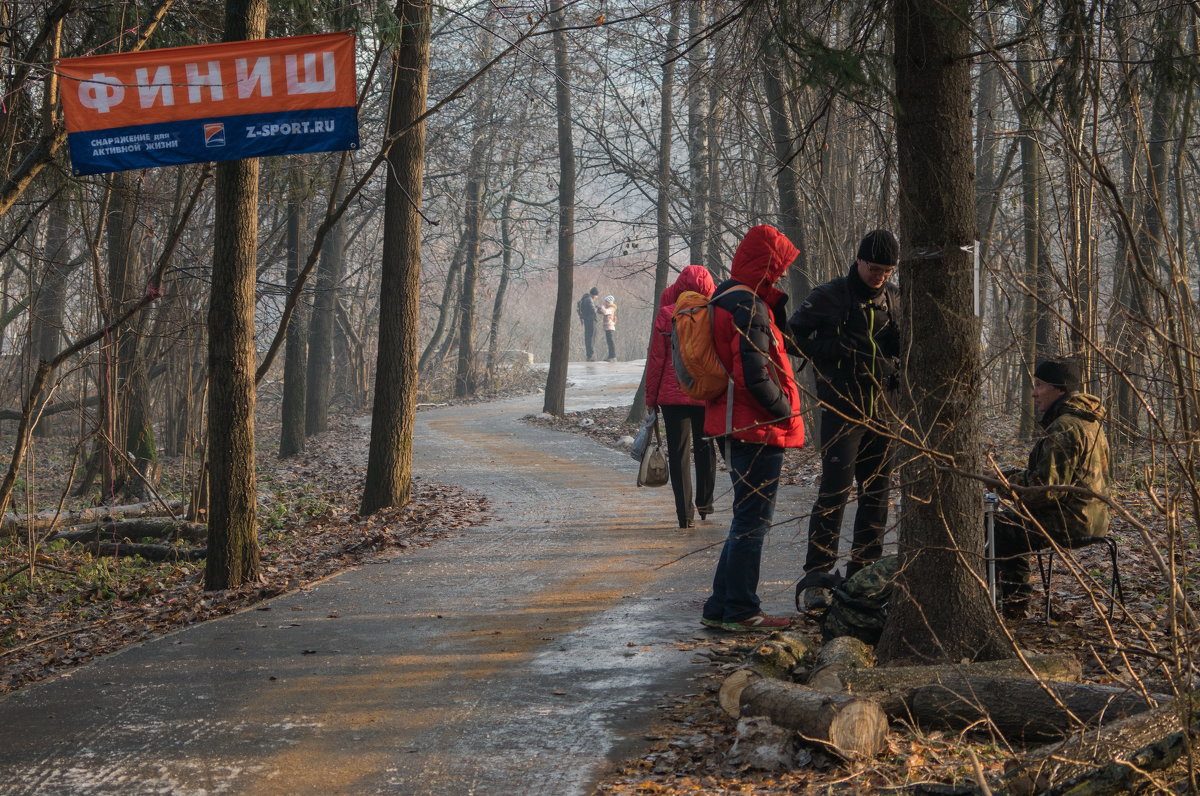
left=670, top=286, right=752, bottom=401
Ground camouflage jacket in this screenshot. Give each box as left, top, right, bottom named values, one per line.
left=1008, top=392, right=1110, bottom=542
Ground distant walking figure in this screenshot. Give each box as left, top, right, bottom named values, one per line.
left=577, top=287, right=600, bottom=360
left=646, top=265, right=718, bottom=529
left=598, top=295, right=617, bottom=361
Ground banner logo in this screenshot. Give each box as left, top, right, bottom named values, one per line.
left=204, top=123, right=226, bottom=148
left=59, top=32, right=358, bottom=175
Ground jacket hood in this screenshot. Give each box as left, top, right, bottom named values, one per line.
left=1044, top=391, right=1105, bottom=425
left=660, top=265, right=716, bottom=308
left=731, top=225, right=799, bottom=294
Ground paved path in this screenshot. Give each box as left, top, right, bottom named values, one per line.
left=0, top=362, right=809, bottom=795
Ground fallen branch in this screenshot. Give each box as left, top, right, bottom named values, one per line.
left=907, top=675, right=1166, bottom=742
left=1, top=501, right=185, bottom=535
left=995, top=693, right=1200, bottom=794
left=830, top=654, right=1083, bottom=716
left=806, top=635, right=875, bottom=691
left=81, top=541, right=206, bottom=561
left=49, top=518, right=206, bottom=544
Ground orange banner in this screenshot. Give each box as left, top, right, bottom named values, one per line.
left=59, top=32, right=356, bottom=133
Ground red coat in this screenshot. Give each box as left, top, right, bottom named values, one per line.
left=646, top=265, right=717, bottom=408
left=703, top=226, right=805, bottom=449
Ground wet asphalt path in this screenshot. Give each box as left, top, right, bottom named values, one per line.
left=0, top=361, right=809, bottom=795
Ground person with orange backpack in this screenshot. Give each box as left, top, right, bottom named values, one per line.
left=646, top=265, right=718, bottom=529
left=699, top=225, right=806, bottom=632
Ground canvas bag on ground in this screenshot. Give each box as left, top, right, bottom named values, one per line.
left=670, top=285, right=753, bottom=401
left=637, top=422, right=669, bottom=487
left=630, top=410, right=657, bottom=461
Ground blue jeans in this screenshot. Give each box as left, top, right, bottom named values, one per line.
left=703, top=440, right=784, bottom=622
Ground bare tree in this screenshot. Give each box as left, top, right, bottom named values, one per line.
left=542, top=0, right=576, bottom=417
left=360, top=0, right=432, bottom=514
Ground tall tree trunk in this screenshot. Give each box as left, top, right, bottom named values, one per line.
left=686, top=0, right=709, bottom=267
left=106, top=170, right=155, bottom=503
left=305, top=164, right=345, bottom=436
left=762, top=36, right=809, bottom=301
left=542, top=0, right=575, bottom=417
left=627, top=0, right=682, bottom=426
left=454, top=130, right=487, bottom=399
left=360, top=0, right=431, bottom=514
left=417, top=232, right=466, bottom=378
left=484, top=190, right=515, bottom=385
left=205, top=0, right=268, bottom=590
left=30, top=186, right=74, bottom=437
left=1016, top=25, right=1052, bottom=438
left=279, top=168, right=308, bottom=457
left=876, top=0, right=1009, bottom=665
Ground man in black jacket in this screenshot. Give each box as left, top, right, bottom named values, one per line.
left=577, top=286, right=599, bottom=361
left=789, top=229, right=901, bottom=616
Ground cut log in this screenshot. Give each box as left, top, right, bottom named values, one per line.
left=719, top=669, right=759, bottom=717
left=744, top=631, right=818, bottom=680
left=907, top=675, right=1166, bottom=742
left=806, top=635, right=875, bottom=691
left=719, top=632, right=819, bottom=718
left=995, top=695, right=1200, bottom=795
left=82, top=541, right=206, bottom=561
left=738, top=677, right=888, bottom=760
left=820, top=654, right=1082, bottom=716
left=2, top=500, right=185, bottom=535
left=49, top=518, right=208, bottom=544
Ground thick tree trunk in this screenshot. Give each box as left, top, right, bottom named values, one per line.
left=876, top=0, right=1009, bottom=663
left=29, top=187, right=74, bottom=437
left=738, top=678, right=888, bottom=760
left=360, top=0, right=430, bottom=514
left=204, top=0, right=268, bottom=589
left=541, top=0, right=574, bottom=417
left=279, top=170, right=308, bottom=457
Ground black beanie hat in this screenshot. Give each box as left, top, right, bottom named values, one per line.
left=1033, top=359, right=1081, bottom=393
left=857, top=229, right=899, bottom=266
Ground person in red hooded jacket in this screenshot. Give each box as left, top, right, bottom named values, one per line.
left=700, top=225, right=806, bottom=632
left=646, top=265, right=718, bottom=529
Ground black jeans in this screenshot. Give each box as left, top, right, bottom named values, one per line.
left=661, top=404, right=716, bottom=526
left=581, top=319, right=596, bottom=359
left=804, top=406, right=893, bottom=578
left=604, top=329, right=616, bottom=360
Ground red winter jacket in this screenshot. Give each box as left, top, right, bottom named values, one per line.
left=703, top=225, right=805, bottom=449
left=646, top=265, right=717, bottom=408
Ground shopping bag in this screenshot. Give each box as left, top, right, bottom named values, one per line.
left=637, top=422, right=669, bottom=488
left=630, top=410, right=657, bottom=461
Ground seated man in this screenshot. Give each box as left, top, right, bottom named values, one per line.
left=993, top=358, right=1110, bottom=618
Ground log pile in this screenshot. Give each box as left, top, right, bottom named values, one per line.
left=715, top=629, right=1173, bottom=788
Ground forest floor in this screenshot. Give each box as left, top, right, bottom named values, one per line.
left=0, top=388, right=1193, bottom=793
left=529, top=406, right=1193, bottom=794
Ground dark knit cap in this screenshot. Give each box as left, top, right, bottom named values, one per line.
left=1034, top=359, right=1081, bottom=393
left=857, top=229, right=899, bottom=266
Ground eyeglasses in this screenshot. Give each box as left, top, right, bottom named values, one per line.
left=860, top=260, right=896, bottom=277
